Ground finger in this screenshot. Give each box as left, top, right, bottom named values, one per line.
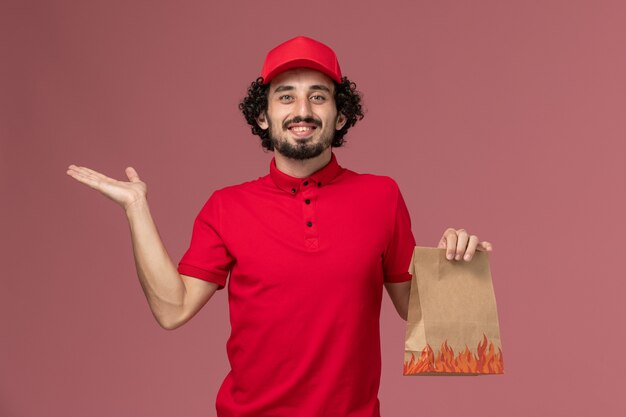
left=476, top=241, right=493, bottom=251
left=438, top=228, right=454, bottom=249
left=445, top=230, right=458, bottom=260
left=66, top=166, right=104, bottom=190
left=126, top=167, right=141, bottom=183
left=75, top=165, right=108, bottom=180
left=67, top=165, right=109, bottom=185
left=463, top=235, right=480, bottom=261
left=454, top=229, right=469, bottom=260
left=67, top=165, right=117, bottom=192
left=67, top=165, right=97, bottom=181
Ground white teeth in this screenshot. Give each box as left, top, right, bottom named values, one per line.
left=291, top=126, right=313, bottom=132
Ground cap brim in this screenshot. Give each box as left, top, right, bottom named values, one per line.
left=263, top=59, right=342, bottom=84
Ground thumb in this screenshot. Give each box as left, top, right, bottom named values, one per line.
left=126, top=167, right=141, bottom=183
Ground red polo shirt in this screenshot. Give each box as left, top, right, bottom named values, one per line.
left=177, top=151, right=416, bottom=417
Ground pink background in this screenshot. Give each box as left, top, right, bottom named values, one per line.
left=2, top=0, right=624, bottom=416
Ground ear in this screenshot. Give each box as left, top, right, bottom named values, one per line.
left=256, top=111, right=269, bottom=130
left=335, top=113, right=347, bottom=131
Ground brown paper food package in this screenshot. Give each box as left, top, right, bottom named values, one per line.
left=403, top=246, right=505, bottom=376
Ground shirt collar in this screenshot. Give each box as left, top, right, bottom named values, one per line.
left=269, top=151, right=344, bottom=194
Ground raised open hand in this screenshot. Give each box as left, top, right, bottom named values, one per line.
left=66, top=165, right=148, bottom=211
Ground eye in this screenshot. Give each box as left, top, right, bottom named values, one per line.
left=311, top=95, right=326, bottom=102
left=278, top=95, right=293, bottom=102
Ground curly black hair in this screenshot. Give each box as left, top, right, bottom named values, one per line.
left=239, top=76, right=364, bottom=151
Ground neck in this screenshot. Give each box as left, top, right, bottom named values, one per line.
left=273, top=148, right=332, bottom=178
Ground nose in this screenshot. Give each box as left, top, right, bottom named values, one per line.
left=295, top=96, right=314, bottom=118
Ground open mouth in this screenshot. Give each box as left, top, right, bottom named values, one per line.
left=287, top=123, right=318, bottom=138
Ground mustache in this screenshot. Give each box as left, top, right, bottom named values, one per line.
left=283, top=116, right=322, bottom=130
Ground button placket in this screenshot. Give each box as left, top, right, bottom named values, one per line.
left=301, top=178, right=319, bottom=249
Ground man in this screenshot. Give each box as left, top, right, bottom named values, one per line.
left=66, top=36, right=493, bottom=417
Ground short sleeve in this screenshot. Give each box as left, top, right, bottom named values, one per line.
left=177, top=191, right=235, bottom=290
left=382, top=181, right=417, bottom=283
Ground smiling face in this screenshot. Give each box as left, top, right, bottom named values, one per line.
left=256, top=68, right=347, bottom=160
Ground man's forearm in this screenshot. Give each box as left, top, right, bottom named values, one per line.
left=125, top=198, right=185, bottom=329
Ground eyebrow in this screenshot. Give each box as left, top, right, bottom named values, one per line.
left=310, top=85, right=332, bottom=93
left=272, top=84, right=332, bottom=94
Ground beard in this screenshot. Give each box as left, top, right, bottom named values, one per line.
left=267, top=115, right=336, bottom=160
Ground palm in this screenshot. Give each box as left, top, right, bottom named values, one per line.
left=66, top=165, right=147, bottom=210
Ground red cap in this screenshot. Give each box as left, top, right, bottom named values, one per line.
left=261, top=36, right=342, bottom=85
